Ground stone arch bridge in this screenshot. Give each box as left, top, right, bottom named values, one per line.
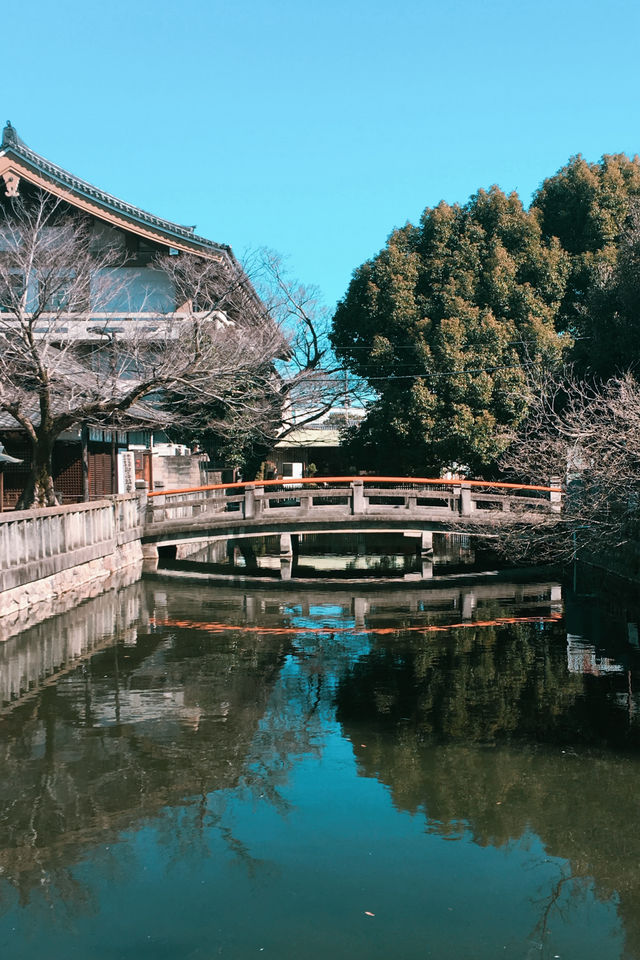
left=142, top=476, right=562, bottom=565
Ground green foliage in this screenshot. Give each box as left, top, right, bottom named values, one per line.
left=577, top=205, right=640, bottom=378
left=331, top=187, right=569, bottom=475
left=533, top=153, right=640, bottom=374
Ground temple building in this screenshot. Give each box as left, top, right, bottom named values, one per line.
left=0, top=122, right=252, bottom=506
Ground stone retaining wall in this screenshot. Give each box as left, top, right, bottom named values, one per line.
left=0, top=493, right=145, bottom=625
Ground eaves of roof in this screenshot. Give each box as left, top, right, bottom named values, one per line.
left=0, top=122, right=230, bottom=258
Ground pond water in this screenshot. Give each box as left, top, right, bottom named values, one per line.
left=1, top=562, right=640, bottom=959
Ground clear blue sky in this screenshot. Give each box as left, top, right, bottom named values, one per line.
left=4, top=0, right=640, bottom=308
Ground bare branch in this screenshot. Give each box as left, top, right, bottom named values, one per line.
left=475, top=367, right=640, bottom=563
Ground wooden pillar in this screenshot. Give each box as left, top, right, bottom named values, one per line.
left=110, top=430, right=117, bottom=495
left=81, top=424, right=90, bottom=502
left=145, top=433, right=153, bottom=493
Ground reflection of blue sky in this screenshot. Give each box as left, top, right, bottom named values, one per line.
left=1, top=726, right=624, bottom=960
left=308, top=604, right=349, bottom=618
left=281, top=603, right=374, bottom=686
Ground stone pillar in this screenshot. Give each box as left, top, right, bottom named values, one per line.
left=461, top=590, right=476, bottom=620
left=280, top=532, right=293, bottom=556
left=142, top=542, right=158, bottom=560
left=353, top=595, right=367, bottom=629
left=550, top=477, right=562, bottom=513
left=244, top=594, right=256, bottom=622
left=421, top=530, right=434, bottom=554
left=351, top=480, right=365, bottom=515
left=244, top=485, right=255, bottom=519
left=460, top=483, right=473, bottom=516
left=135, top=481, right=148, bottom=528
left=280, top=556, right=293, bottom=580
left=141, top=542, right=159, bottom=573
left=421, top=558, right=434, bottom=579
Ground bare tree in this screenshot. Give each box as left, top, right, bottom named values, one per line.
left=0, top=193, right=289, bottom=506
left=173, top=250, right=363, bottom=478
left=481, top=368, right=640, bottom=564
left=252, top=250, right=362, bottom=434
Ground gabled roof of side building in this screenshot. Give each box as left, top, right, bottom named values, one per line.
left=0, top=121, right=229, bottom=258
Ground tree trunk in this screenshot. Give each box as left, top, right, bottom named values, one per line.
left=16, top=433, right=57, bottom=509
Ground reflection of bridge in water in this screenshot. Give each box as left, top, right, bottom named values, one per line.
left=0, top=578, right=562, bottom=714
left=143, top=476, right=563, bottom=575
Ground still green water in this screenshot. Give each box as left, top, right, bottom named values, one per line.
left=0, top=572, right=639, bottom=959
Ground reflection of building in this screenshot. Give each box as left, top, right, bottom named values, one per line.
left=0, top=122, right=246, bottom=506
left=566, top=634, right=624, bottom=676
left=0, top=574, right=145, bottom=707
left=0, top=580, right=290, bottom=900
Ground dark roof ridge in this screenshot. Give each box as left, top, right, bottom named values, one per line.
left=1, top=122, right=228, bottom=253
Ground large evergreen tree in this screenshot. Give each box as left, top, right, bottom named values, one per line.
left=532, top=152, right=640, bottom=376
left=331, top=187, right=568, bottom=475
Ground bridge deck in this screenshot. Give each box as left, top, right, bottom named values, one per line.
left=142, top=478, right=562, bottom=545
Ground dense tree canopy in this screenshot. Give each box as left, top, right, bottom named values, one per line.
left=331, top=187, right=568, bottom=475
left=533, top=152, right=640, bottom=376
left=577, top=202, right=640, bottom=378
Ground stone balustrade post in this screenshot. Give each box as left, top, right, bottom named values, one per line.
left=351, top=480, right=365, bottom=515
left=550, top=477, right=562, bottom=513
left=460, top=483, right=473, bottom=516
left=135, top=482, right=148, bottom=529
left=244, top=485, right=256, bottom=519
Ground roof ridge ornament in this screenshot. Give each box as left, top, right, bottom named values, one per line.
left=2, top=121, right=26, bottom=150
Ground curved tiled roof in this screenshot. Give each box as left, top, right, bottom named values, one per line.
left=1, top=122, right=229, bottom=254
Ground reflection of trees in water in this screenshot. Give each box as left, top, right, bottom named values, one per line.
left=337, top=615, right=640, bottom=746
left=239, top=654, right=331, bottom=817
left=4, top=577, right=638, bottom=948
left=336, top=621, right=640, bottom=957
